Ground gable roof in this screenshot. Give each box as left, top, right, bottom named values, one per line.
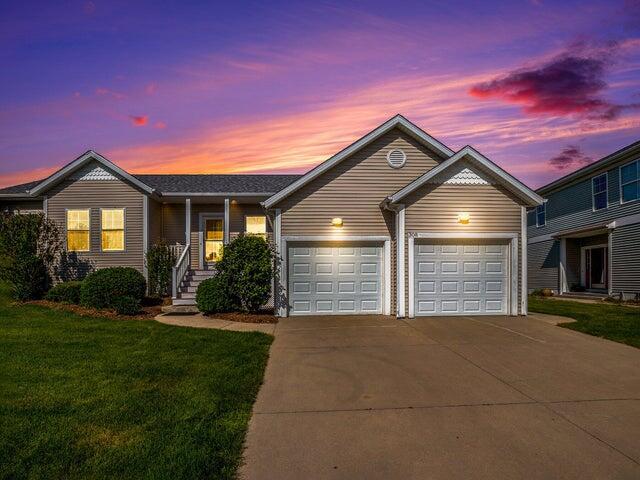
left=537, top=140, right=640, bottom=196
left=28, top=150, right=156, bottom=196
left=0, top=180, right=43, bottom=197
left=135, top=174, right=301, bottom=195
left=386, top=146, right=543, bottom=207
left=262, top=114, right=455, bottom=209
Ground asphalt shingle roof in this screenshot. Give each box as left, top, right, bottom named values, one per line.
left=0, top=174, right=302, bottom=196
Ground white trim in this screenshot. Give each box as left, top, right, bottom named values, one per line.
left=263, top=115, right=454, bottom=209
left=280, top=235, right=392, bottom=317
left=65, top=207, right=91, bottom=252
left=581, top=243, right=609, bottom=290
left=619, top=158, right=639, bottom=205
left=388, top=145, right=543, bottom=206
left=143, top=196, right=148, bottom=280
left=615, top=212, right=640, bottom=227
left=396, top=206, right=405, bottom=318
left=535, top=202, right=546, bottom=227
left=99, top=207, right=127, bottom=253
left=559, top=238, right=567, bottom=294
left=408, top=235, right=415, bottom=318
left=591, top=172, right=608, bottom=211
left=510, top=236, right=519, bottom=316
left=387, top=149, right=407, bottom=169
left=224, top=198, right=230, bottom=244
left=521, top=206, right=527, bottom=315
left=608, top=232, right=613, bottom=295
left=43, top=196, right=48, bottom=218
left=528, top=233, right=555, bottom=244
left=274, top=209, right=286, bottom=317
left=408, top=233, right=519, bottom=316
left=185, top=198, right=191, bottom=246
left=28, top=150, right=155, bottom=196
left=199, top=212, right=224, bottom=266
left=414, top=232, right=518, bottom=239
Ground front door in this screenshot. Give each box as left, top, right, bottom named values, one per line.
left=202, top=216, right=224, bottom=265
left=586, top=247, right=607, bottom=289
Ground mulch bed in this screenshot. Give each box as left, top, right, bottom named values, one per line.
left=25, top=300, right=162, bottom=321
left=213, top=311, right=278, bottom=324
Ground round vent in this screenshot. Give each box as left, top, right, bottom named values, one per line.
left=387, top=149, right=406, bottom=169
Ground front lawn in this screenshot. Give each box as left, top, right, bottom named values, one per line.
left=0, top=285, right=272, bottom=479
left=529, top=296, right=640, bottom=348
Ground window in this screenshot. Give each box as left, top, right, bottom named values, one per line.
left=67, top=209, right=90, bottom=251
left=592, top=173, right=608, bottom=210
left=536, top=203, right=546, bottom=227
left=245, top=216, right=267, bottom=238
left=204, top=218, right=224, bottom=262
left=620, top=159, right=639, bottom=203
left=101, top=209, right=125, bottom=251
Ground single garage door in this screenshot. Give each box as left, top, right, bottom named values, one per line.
left=288, top=242, right=383, bottom=315
left=413, top=240, right=509, bottom=315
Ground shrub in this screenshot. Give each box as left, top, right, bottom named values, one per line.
left=45, top=281, right=83, bottom=304
left=0, top=212, right=62, bottom=300
left=531, top=288, right=554, bottom=297
left=146, top=242, right=175, bottom=297
left=112, top=295, right=141, bottom=315
left=196, top=275, right=238, bottom=314
left=217, top=234, right=274, bottom=313
left=80, top=267, right=146, bottom=309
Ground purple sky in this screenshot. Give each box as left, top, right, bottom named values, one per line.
left=1, top=0, right=639, bottom=188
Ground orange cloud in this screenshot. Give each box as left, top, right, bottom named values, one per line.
left=129, top=115, right=148, bottom=127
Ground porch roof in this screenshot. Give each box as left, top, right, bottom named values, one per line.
left=552, top=221, right=613, bottom=239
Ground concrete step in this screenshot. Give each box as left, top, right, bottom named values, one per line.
left=559, top=292, right=608, bottom=301
left=179, top=292, right=197, bottom=300
left=171, top=298, right=197, bottom=306
left=162, top=304, right=199, bottom=313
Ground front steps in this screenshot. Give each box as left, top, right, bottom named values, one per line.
left=558, top=292, right=608, bottom=301
left=172, top=269, right=216, bottom=306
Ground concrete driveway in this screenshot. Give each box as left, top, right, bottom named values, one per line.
left=240, top=314, right=640, bottom=479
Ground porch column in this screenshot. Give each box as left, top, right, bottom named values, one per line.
left=224, top=198, right=230, bottom=244
left=559, top=237, right=567, bottom=294
left=185, top=198, right=191, bottom=245
left=396, top=205, right=405, bottom=318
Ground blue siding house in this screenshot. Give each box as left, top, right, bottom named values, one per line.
left=527, top=140, right=640, bottom=299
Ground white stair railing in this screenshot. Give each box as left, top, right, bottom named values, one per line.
left=172, top=244, right=191, bottom=298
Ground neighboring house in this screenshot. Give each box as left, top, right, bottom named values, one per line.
left=527, top=141, right=640, bottom=300
left=0, top=115, right=543, bottom=317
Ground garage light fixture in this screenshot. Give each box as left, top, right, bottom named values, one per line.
left=457, top=212, right=470, bottom=225
left=331, top=217, right=343, bottom=227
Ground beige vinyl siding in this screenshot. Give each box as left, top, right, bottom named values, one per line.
left=148, top=198, right=163, bottom=246
left=47, top=179, right=145, bottom=275
left=230, top=202, right=272, bottom=237
left=161, top=204, right=185, bottom=245
left=404, top=184, right=525, bottom=314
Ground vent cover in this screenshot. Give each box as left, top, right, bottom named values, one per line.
left=387, top=149, right=406, bottom=169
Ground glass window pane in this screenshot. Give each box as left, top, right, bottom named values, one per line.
left=622, top=182, right=638, bottom=202
left=592, top=175, right=606, bottom=193
left=67, top=231, right=90, bottom=251
left=205, top=219, right=223, bottom=241
left=205, top=241, right=223, bottom=262
left=593, top=191, right=607, bottom=210
left=102, top=230, right=124, bottom=251
left=246, top=216, right=266, bottom=235
left=67, top=209, right=89, bottom=230
left=621, top=162, right=638, bottom=184
left=102, top=209, right=124, bottom=229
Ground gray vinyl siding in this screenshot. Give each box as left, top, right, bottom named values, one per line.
left=612, top=223, right=640, bottom=295
left=527, top=240, right=559, bottom=291
left=404, top=183, right=525, bottom=314
left=47, top=178, right=145, bottom=276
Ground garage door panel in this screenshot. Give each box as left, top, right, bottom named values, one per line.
left=414, top=241, right=509, bottom=316
left=289, top=243, right=383, bottom=315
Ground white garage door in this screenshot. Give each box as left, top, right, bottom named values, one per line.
left=413, top=241, right=509, bottom=315
left=288, top=243, right=383, bottom=315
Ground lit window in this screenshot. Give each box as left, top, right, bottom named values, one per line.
left=205, top=218, right=224, bottom=262
left=67, top=209, right=90, bottom=251
left=620, top=160, right=639, bottom=203
left=592, top=174, right=607, bottom=210
left=245, top=216, right=267, bottom=239
left=536, top=203, right=546, bottom=227
left=101, top=209, right=125, bottom=251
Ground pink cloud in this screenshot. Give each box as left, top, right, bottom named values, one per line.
left=145, top=83, right=158, bottom=95
left=129, top=115, right=148, bottom=126
left=95, top=87, right=125, bottom=99
left=154, top=121, right=167, bottom=129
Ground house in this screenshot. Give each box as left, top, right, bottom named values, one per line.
left=0, top=115, right=543, bottom=317
left=527, top=141, right=640, bottom=300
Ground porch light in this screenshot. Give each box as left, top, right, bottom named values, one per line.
left=457, top=212, right=470, bottom=225
left=331, top=217, right=343, bottom=227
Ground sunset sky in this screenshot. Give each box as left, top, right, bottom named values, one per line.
left=1, top=0, right=639, bottom=189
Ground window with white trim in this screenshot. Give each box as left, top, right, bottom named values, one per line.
left=245, top=216, right=267, bottom=239
left=592, top=173, right=607, bottom=210
left=67, top=209, right=90, bottom=251
left=536, top=203, right=546, bottom=227
left=101, top=209, right=125, bottom=251
left=620, top=159, right=639, bottom=203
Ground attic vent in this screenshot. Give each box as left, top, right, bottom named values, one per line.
left=387, top=149, right=406, bottom=169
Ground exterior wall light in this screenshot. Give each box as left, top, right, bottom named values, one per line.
left=457, top=212, right=470, bottom=225
left=331, top=217, right=343, bottom=227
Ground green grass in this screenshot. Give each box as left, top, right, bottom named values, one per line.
left=529, top=295, right=640, bottom=348
left=0, top=285, right=273, bottom=480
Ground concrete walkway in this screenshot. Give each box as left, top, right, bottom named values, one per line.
left=155, top=313, right=276, bottom=334
left=240, top=314, right=640, bottom=480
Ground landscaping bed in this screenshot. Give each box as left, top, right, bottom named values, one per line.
left=529, top=295, right=640, bottom=348
left=25, top=297, right=165, bottom=320
left=0, top=284, right=273, bottom=479
left=212, top=310, right=278, bottom=324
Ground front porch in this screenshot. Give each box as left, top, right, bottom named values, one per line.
left=556, top=223, right=612, bottom=296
